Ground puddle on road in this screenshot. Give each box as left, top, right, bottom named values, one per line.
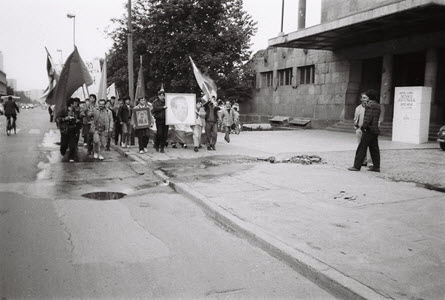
left=81, top=191, right=127, bottom=200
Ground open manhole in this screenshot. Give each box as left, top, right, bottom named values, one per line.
left=81, top=192, right=127, bottom=200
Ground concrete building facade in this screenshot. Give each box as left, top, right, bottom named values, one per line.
left=244, top=0, right=445, bottom=132
left=0, top=70, right=7, bottom=96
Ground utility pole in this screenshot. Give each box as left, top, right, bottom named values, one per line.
left=128, top=0, right=135, bottom=144
left=280, top=0, right=285, bottom=33
left=128, top=0, right=134, bottom=106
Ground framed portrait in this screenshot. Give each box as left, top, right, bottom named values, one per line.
left=165, top=93, right=196, bottom=125
left=133, top=108, right=151, bottom=129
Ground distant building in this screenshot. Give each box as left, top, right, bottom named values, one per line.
left=24, top=89, right=44, bottom=101
left=7, top=78, right=17, bottom=90
left=0, top=70, right=6, bottom=96
left=246, top=0, right=445, bottom=135
left=0, top=51, right=3, bottom=71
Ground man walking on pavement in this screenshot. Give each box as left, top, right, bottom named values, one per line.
left=353, top=92, right=372, bottom=167
left=348, top=89, right=381, bottom=172
left=152, top=89, right=168, bottom=153
left=134, top=97, right=152, bottom=153
left=118, top=98, right=132, bottom=148
left=92, top=99, right=113, bottom=160
left=221, top=100, right=234, bottom=143
left=203, top=95, right=220, bottom=150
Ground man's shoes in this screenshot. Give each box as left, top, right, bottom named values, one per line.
left=199, top=145, right=202, bottom=148
left=207, top=146, right=212, bottom=150
left=99, top=155, right=104, bottom=160
left=368, top=166, right=380, bottom=172
left=362, top=163, right=367, bottom=167
left=155, top=146, right=159, bottom=152
left=93, top=153, right=99, bottom=159
left=182, top=144, right=187, bottom=148
left=139, top=150, right=144, bottom=154
left=144, top=148, right=148, bottom=153
left=69, top=159, right=75, bottom=163
left=348, top=167, right=360, bottom=171
left=160, top=148, right=165, bottom=153
left=194, top=147, right=199, bottom=152
left=126, top=144, right=130, bottom=148
left=212, top=145, right=216, bottom=150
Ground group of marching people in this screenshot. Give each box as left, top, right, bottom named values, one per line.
left=56, top=88, right=241, bottom=162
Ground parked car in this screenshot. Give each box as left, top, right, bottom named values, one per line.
left=438, top=125, right=445, bottom=151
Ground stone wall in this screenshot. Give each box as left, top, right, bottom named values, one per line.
left=321, top=0, right=403, bottom=23
left=243, top=47, right=350, bottom=126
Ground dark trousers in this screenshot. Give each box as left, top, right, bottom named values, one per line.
left=353, top=132, right=380, bottom=169
left=136, top=129, right=149, bottom=151
left=87, top=131, right=94, bottom=154
left=114, top=122, right=121, bottom=145
left=205, top=121, right=218, bottom=146
left=155, top=119, right=169, bottom=149
left=60, top=128, right=78, bottom=160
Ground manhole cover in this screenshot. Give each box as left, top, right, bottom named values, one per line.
left=81, top=192, right=127, bottom=200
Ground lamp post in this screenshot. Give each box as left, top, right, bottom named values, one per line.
left=67, top=13, right=76, bottom=48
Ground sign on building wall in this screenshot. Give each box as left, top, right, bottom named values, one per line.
left=392, top=86, right=431, bottom=144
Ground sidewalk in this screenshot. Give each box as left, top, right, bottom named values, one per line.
left=113, top=130, right=445, bottom=299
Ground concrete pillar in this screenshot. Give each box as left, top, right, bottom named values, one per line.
left=344, top=60, right=362, bottom=120
left=298, top=0, right=306, bottom=30
left=380, top=53, right=393, bottom=123
left=424, top=48, right=438, bottom=123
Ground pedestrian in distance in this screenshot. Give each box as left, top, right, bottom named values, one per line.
left=232, top=104, right=241, bottom=134
left=4, top=96, right=20, bottom=135
left=354, top=92, right=372, bottom=167
left=118, top=98, right=133, bottom=148
left=192, top=98, right=206, bottom=152
left=80, top=98, right=91, bottom=148
left=114, top=98, right=123, bottom=146
left=152, top=89, right=169, bottom=153
left=105, top=99, right=113, bottom=151
left=91, top=99, right=113, bottom=160
left=57, top=98, right=81, bottom=162
left=86, top=94, right=97, bottom=154
left=221, top=100, right=234, bottom=143
left=348, top=89, right=381, bottom=172
left=133, top=97, right=152, bottom=153
left=203, top=95, right=221, bottom=150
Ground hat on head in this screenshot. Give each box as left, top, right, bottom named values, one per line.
left=158, top=89, right=165, bottom=95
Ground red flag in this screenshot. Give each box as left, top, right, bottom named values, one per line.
left=189, top=56, right=217, bottom=100
left=51, top=47, right=93, bottom=118
left=42, top=47, right=59, bottom=103
left=135, top=56, right=145, bottom=100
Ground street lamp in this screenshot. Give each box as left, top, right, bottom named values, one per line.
left=67, top=13, right=76, bottom=48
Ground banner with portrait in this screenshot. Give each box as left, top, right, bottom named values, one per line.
left=165, top=93, right=196, bottom=125
left=133, top=108, right=151, bottom=129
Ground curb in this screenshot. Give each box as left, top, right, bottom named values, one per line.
left=114, top=147, right=392, bottom=300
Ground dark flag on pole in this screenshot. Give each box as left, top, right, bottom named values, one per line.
left=134, top=55, right=145, bottom=100
left=50, top=47, right=93, bottom=118
left=42, top=47, right=59, bottom=104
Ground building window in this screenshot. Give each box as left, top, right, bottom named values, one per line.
left=261, top=71, right=273, bottom=88
left=277, top=68, right=293, bottom=86
left=298, top=65, right=315, bottom=84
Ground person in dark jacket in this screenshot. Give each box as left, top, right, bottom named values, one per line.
left=348, top=89, right=381, bottom=172
left=203, top=95, right=221, bottom=150
left=118, top=98, right=132, bottom=148
left=57, top=98, right=82, bottom=162
left=4, top=96, right=20, bottom=135
left=152, top=89, right=168, bottom=153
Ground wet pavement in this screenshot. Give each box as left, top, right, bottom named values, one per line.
left=116, top=129, right=445, bottom=299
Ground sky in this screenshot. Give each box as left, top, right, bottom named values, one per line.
left=0, top=0, right=321, bottom=91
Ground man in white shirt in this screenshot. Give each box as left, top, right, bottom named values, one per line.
left=354, top=93, right=371, bottom=166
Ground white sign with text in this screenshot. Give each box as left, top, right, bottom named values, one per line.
left=392, top=86, right=431, bottom=144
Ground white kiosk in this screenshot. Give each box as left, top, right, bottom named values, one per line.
left=392, top=86, right=431, bottom=144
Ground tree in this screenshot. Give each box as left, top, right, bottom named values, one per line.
left=107, top=0, right=257, bottom=102
left=6, top=85, right=14, bottom=95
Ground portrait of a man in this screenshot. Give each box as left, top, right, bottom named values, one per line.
left=133, top=108, right=151, bottom=129
left=165, top=93, right=196, bottom=125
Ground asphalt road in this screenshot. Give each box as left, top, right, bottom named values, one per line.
left=0, top=108, right=332, bottom=299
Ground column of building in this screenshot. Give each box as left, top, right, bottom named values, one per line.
left=424, top=48, right=438, bottom=123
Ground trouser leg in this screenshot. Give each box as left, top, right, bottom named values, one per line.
left=353, top=132, right=372, bottom=169
left=368, top=134, right=380, bottom=169
left=161, top=124, right=169, bottom=148
left=211, top=123, right=218, bottom=146
left=60, top=131, right=68, bottom=155
left=68, top=129, right=77, bottom=159
left=224, top=126, right=230, bottom=142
